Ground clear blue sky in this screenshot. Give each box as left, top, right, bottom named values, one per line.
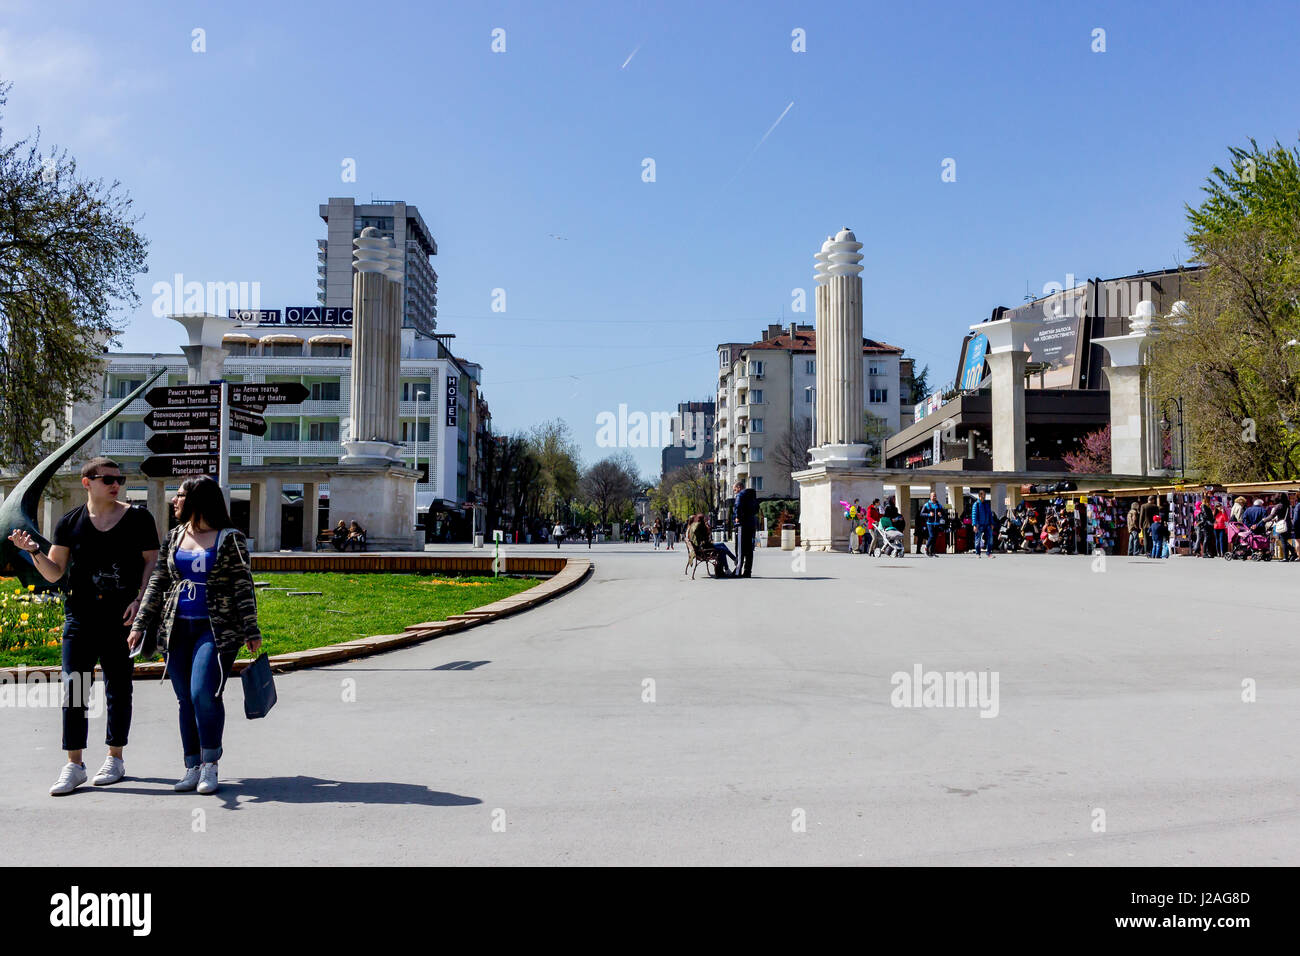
left=2, top=0, right=1297, bottom=477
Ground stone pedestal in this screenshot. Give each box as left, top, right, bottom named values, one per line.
left=328, top=467, right=420, bottom=551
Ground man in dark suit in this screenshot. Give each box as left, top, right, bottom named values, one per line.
left=733, top=481, right=758, bottom=577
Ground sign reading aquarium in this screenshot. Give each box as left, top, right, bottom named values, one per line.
left=228, top=307, right=353, bottom=327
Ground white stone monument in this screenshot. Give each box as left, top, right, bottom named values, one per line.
left=795, top=228, right=886, bottom=550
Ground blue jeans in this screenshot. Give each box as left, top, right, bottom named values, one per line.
left=974, top=525, right=994, bottom=555
left=166, top=618, right=237, bottom=767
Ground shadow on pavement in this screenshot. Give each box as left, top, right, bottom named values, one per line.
left=214, top=776, right=482, bottom=810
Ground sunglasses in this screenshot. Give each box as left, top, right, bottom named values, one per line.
left=90, top=475, right=127, bottom=486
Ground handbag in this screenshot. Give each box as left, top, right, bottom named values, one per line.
left=241, top=652, right=277, bottom=719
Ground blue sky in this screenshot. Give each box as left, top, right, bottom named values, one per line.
left=2, top=0, right=1297, bottom=477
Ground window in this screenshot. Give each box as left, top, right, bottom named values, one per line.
left=869, top=388, right=889, bottom=403
left=310, top=381, right=341, bottom=401
left=311, top=343, right=350, bottom=358
left=402, top=421, right=431, bottom=441
left=267, top=422, right=299, bottom=441
left=806, top=360, right=815, bottom=374
left=749, top=360, right=765, bottom=376
left=752, top=476, right=763, bottom=491
left=749, top=389, right=764, bottom=404
left=308, top=422, right=340, bottom=441
left=106, top=420, right=144, bottom=440
left=750, top=418, right=763, bottom=433
left=751, top=446, right=764, bottom=462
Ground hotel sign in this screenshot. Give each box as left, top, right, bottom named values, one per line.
left=228, top=307, right=353, bottom=327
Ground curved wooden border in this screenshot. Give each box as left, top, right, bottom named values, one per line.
left=2, top=558, right=592, bottom=682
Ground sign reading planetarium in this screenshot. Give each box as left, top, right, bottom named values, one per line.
left=228, top=307, right=353, bottom=327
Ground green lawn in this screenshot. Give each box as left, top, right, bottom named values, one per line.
left=0, top=573, right=539, bottom=668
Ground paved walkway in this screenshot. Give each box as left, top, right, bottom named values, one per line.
left=2, top=543, right=1297, bottom=865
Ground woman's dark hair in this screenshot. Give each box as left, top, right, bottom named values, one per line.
left=177, top=476, right=234, bottom=531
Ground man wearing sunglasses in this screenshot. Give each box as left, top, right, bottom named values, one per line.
left=8, top=457, right=159, bottom=795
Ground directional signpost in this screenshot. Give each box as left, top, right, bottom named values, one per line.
left=142, top=380, right=307, bottom=494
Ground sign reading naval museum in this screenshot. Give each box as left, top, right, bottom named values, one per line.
left=227, top=307, right=353, bottom=327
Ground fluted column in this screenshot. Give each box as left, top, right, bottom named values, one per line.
left=341, top=227, right=403, bottom=462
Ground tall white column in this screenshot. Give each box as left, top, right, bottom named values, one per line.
left=973, top=316, right=1037, bottom=473
left=341, top=227, right=403, bottom=462
left=810, top=227, right=867, bottom=464
left=1094, top=301, right=1158, bottom=477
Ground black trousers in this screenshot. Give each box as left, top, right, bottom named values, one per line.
left=738, top=527, right=755, bottom=576
left=61, top=607, right=134, bottom=752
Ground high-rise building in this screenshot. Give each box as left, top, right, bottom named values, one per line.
left=318, top=198, right=438, bottom=334
left=715, top=323, right=908, bottom=499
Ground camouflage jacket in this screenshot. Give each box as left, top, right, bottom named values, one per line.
left=132, top=525, right=261, bottom=656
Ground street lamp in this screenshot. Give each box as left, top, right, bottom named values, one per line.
left=1158, top=397, right=1185, bottom=479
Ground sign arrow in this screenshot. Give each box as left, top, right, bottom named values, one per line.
left=230, top=382, right=310, bottom=407
left=144, top=407, right=221, bottom=431
left=229, top=407, right=267, bottom=437
left=146, top=431, right=221, bottom=455
left=145, top=385, right=220, bottom=408
left=140, top=455, right=220, bottom=479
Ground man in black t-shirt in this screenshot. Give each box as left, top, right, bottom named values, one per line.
left=7, top=457, right=159, bottom=795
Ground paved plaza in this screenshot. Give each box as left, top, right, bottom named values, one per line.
left=2, top=543, right=1297, bottom=866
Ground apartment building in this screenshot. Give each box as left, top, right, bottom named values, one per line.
left=715, top=324, right=911, bottom=500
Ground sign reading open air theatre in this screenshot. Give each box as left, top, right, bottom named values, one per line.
left=228, top=307, right=353, bottom=327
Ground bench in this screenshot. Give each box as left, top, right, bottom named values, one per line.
left=684, top=537, right=723, bottom=579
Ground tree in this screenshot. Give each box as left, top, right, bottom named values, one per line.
left=909, top=363, right=931, bottom=403
left=770, top=417, right=813, bottom=489
left=1063, top=425, right=1112, bottom=474
left=526, top=419, right=581, bottom=520
left=580, top=452, right=640, bottom=525
left=1148, top=138, right=1300, bottom=481
left=0, top=81, right=149, bottom=471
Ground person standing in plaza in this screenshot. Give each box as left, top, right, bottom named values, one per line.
left=8, top=458, right=160, bottom=796
left=129, top=476, right=262, bottom=796
left=920, top=491, right=946, bottom=557
left=733, top=481, right=758, bottom=577
left=1139, top=495, right=1160, bottom=555
left=971, top=489, right=996, bottom=558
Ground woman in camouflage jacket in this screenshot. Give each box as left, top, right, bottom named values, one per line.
left=129, top=476, right=261, bottom=795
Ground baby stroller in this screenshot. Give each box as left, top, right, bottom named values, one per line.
left=1223, top=520, right=1271, bottom=561
left=872, top=520, right=905, bottom=558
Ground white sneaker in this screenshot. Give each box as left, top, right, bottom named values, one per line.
left=50, top=762, right=88, bottom=796
left=175, top=766, right=202, bottom=792
left=197, top=762, right=219, bottom=795
left=91, top=755, right=125, bottom=786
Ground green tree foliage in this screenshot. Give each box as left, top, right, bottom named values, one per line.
left=1148, top=138, right=1300, bottom=481
left=0, top=81, right=148, bottom=471
left=526, top=418, right=581, bottom=520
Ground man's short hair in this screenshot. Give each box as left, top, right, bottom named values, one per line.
left=81, top=457, right=121, bottom=479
